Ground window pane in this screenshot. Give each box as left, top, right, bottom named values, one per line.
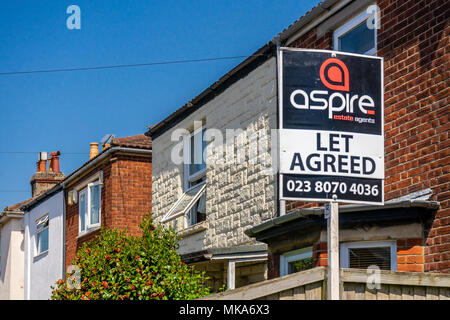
left=80, top=193, right=86, bottom=231
left=338, top=20, right=375, bottom=54
left=288, top=257, right=314, bottom=274
left=349, top=247, right=391, bottom=270
left=187, top=193, right=206, bottom=226
left=90, top=185, right=100, bottom=225
left=38, top=228, right=49, bottom=253
left=170, top=183, right=204, bottom=217
left=189, top=129, right=206, bottom=176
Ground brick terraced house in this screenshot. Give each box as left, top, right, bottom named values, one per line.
left=246, top=0, right=449, bottom=278
left=148, top=0, right=448, bottom=291
left=64, top=135, right=152, bottom=270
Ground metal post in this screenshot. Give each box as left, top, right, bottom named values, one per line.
left=326, top=201, right=340, bottom=300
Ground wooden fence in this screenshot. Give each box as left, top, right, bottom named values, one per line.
left=200, top=267, right=450, bottom=300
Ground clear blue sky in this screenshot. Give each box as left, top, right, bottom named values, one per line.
left=0, top=0, right=321, bottom=209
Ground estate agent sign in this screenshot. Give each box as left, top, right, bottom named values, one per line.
left=278, top=48, right=384, bottom=204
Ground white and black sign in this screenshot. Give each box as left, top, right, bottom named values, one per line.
left=278, top=48, right=384, bottom=204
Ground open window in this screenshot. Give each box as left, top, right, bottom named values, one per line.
left=340, top=241, right=397, bottom=271
left=334, top=8, right=378, bottom=55
left=35, top=214, right=49, bottom=256
left=163, top=123, right=208, bottom=228
left=162, top=182, right=206, bottom=225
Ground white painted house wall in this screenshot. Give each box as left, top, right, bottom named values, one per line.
left=0, top=217, right=24, bottom=300
left=24, top=190, right=64, bottom=300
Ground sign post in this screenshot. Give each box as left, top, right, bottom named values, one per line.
left=325, top=200, right=339, bottom=299
left=278, top=48, right=384, bottom=300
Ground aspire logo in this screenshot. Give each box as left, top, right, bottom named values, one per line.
left=289, top=56, right=376, bottom=119
left=319, top=58, right=349, bottom=92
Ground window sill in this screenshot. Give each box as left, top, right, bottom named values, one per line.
left=177, top=221, right=207, bottom=239
left=77, top=226, right=101, bottom=239
left=33, top=250, right=49, bottom=260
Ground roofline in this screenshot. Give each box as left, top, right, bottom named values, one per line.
left=21, top=146, right=152, bottom=211
left=62, top=146, right=152, bottom=188
left=245, top=200, right=440, bottom=237
left=147, top=0, right=346, bottom=139
left=147, top=44, right=275, bottom=139
left=20, top=185, right=63, bottom=211
left=0, top=211, right=24, bottom=225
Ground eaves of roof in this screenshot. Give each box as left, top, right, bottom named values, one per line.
left=147, top=0, right=342, bottom=139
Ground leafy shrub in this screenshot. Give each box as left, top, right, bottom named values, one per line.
left=51, top=214, right=210, bottom=300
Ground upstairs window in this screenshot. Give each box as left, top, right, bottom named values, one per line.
left=185, top=127, right=207, bottom=226
left=340, top=241, right=397, bottom=271
left=187, top=128, right=207, bottom=186
left=79, top=180, right=102, bottom=234
left=163, top=125, right=207, bottom=228
left=334, top=9, right=377, bottom=55
left=35, top=214, right=49, bottom=256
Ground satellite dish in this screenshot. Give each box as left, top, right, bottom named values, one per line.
left=101, top=134, right=115, bottom=145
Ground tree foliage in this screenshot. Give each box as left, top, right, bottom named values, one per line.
left=51, top=214, right=210, bottom=300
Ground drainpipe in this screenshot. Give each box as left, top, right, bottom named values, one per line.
left=274, top=35, right=286, bottom=217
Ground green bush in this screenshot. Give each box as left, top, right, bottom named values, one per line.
left=51, top=214, right=210, bottom=300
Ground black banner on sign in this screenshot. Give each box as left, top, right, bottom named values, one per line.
left=282, top=174, right=383, bottom=204
left=281, top=50, right=383, bottom=135
left=278, top=48, right=384, bottom=204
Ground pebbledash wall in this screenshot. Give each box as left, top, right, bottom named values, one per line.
left=65, top=153, right=152, bottom=269
left=275, top=0, right=449, bottom=273
left=151, top=57, right=278, bottom=254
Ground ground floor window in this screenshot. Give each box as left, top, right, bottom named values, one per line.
left=280, top=247, right=313, bottom=276
left=340, top=241, right=397, bottom=271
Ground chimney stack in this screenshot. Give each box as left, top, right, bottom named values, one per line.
left=30, top=151, right=65, bottom=197
left=90, top=143, right=99, bottom=160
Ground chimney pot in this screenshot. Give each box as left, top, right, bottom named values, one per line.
left=90, top=143, right=99, bottom=160
left=49, top=151, right=61, bottom=173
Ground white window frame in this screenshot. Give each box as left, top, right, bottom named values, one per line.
left=340, top=240, right=397, bottom=271
left=184, top=189, right=206, bottom=228
left=161, top=182, right=206, bottom=224
left=78, top=180, right=102, bottom=235
left=280, top=247, right=313, bottom=276
left=35, top=213, right=49, bottom=257
left=183, top=127, right=207, bottom=190
left=333, top=8, right=378, bottom=55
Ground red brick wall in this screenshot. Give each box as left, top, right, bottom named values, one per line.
left=285, top=0, right=449, bottom=272
left=65, top=153, right=152, bottom=270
